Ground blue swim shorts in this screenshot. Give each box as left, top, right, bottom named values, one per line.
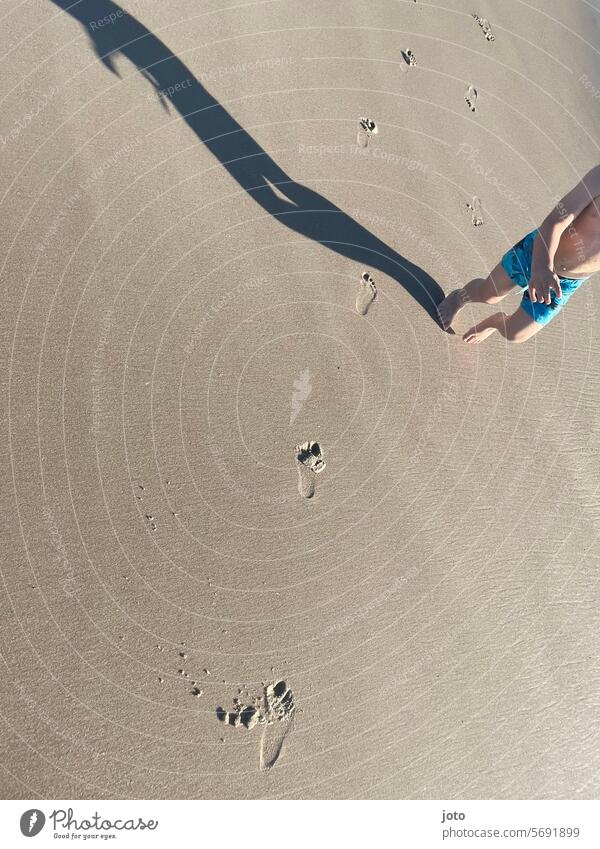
left=501, top=229, right=590, bottom=325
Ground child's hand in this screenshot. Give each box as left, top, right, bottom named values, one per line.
left=528, top=268, right=562, bottom=304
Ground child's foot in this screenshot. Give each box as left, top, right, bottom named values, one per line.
left=437, top=288, right=469, bottom=330
left=462, top=322, right=497, bottom=343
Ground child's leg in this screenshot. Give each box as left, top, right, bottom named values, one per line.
left=438, top=262, right=517, bottom=329
left=462, top=306, right=542, bottom=344
left=464, top=262, right=519, bottom=303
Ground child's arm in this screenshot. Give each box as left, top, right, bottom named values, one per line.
left=530, top=165, right=600, bottom=304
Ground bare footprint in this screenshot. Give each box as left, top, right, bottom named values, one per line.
left=472, top=14, right=495, bottom=42
left=357, top=117, right=378, bottom=148
left=296, top=441, right=325, bottom=499
left=465, top=85, right=478, bottom=112
left=356, top=271, right=377, bottom=315
left=260, top=681, right=296, bottom=771
left=217, top=681, right=296, bottom=771
left=467, top=196, right=484, bottom=226
left=296, top=461, right=315, bottom=498
left=260, top=715, right=295, bottom=770
left=401, top=49, right=417, bottom=67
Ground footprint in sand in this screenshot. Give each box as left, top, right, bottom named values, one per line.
left=356, top=271, right=377, bottom=315
left=465, top=85, right=478, bottom=112
left=260, top=681, right=296, bottom=771
left=401, top=49, right=417, bottom=68
left=357, top=117, right=378, bottom=148
left=216, top=680, right=296, bottom=770
left=295, top=441, right=325, bottom=499
left=216, top=703, right=261, bottom=730
left=467, top=196, right=484, bottom=227
left=296, top=461, right=315, bottom=499
left=472, top=14, right=495, bottom=42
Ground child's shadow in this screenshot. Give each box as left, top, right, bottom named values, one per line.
left=49, top=0, right=446, bottom=325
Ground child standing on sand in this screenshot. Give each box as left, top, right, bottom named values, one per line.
left=438, top=166, right=600, bottom=343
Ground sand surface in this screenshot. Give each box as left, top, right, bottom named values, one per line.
left=1, top=0, right=600, bottom=799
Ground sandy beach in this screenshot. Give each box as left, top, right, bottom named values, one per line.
left=1, top=0, right=600, bottom=799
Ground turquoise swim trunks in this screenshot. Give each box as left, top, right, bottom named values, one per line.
left=501, top=229, right=590, bottom=325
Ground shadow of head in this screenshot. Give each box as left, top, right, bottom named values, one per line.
left=48, top=0, right=447, bottom=325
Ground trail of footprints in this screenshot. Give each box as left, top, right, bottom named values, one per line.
left=465, top=15, right=494, bottom=110
left=156, top=10, right=498, bottom=749
left=217, top=680, right=296, bottom=770
left=352, top=13, right=491, bottom=310
left=304, top=7, right=492, bottom=493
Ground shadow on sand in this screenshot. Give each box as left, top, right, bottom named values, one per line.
left=49, top=0, right=446, bottom=325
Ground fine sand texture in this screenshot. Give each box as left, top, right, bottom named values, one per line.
left=1, top=0, right=600, bottom=799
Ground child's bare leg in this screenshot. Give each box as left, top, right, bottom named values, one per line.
left=463, top=306, right=543, bottom=344
left=437, top=262, right=516, bottom=330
